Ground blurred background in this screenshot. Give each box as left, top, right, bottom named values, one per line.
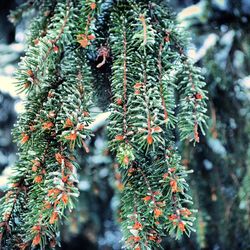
left=0, top=0, right=250, bottom=249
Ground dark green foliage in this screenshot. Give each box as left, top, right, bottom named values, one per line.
left=0, top=1, right=208, bottom=249
left=0, top=1, right=94, bottom=249
left=107, top=1, right=207, bottom=249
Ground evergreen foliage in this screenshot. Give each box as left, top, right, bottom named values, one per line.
left=0, top=1, right=208, bottom=249
left=107, top=1, right=207, bottom=249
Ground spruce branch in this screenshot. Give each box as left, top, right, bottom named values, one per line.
left=0, top=0, right=208, bottom=249
left=107, top=1, right=207, bottom=249
left=0, top=1, right=94, bottom=249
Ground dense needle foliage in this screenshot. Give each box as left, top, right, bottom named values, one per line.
left=0, top=1, right=208, bottom=249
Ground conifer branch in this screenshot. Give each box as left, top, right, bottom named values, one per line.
left=158, top=42, right=169, bottom=123
left=0, top=0, right=208, bottom=249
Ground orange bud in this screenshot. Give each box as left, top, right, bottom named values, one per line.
left=128, top=168, right=135, bottom=173
left=32, top=225, right=41, bottom=232
left=49, top=212, right=58, bottom=224
left=34, top=175, right=42, bottom=183
left=195, top=93, right=202, bottom=100
left=79, top=37, right=89, bottom=48
left=54, top=200, right=60, bottom=206
left=154, top=208, right=162, bottom=218
left=123, top=155, right=129, bottom=165
left=178, top=221, right=185, bottom=232
left=133, top=236, right=141, bottom=242
left=165, top=35, right=170, bottom=43
left=147, top=134, right=153, bottom=145
left=115, top=172, right=121, bottom=179
left=32, top=234, right=41, bottom=246
left=168, top=214, right=178, bottom=221
left=48, top=189, right=60, bottom=197
left=90, top=2, right=96, bottom=10
left=42, top=121, right=54, bottom=130
left=143, top=196, right=151, bottom=202
left=62, top=175, right=69, bottom=183
left=152, top=126, right=162, bottom=133
left=117, top=182, right=124, bottom=191
left=169, top=167, right=176, bottom=173
left=77, top=123, right=84, bottom=131
left=148, top=235, right=156, bottom=241
left=180, top=208, right=192, bottom=217
left=65, top=160, right=74, bottom=171
left=64, top=118, right=73, bottom=128
left=116, top=98, right=123, bottom=105
left=83, top=111, right=90, bottom=117
left=55, top=153, right=64, bottom=164
left=135, top=90, right=140, bottom=95
left=32, top=166, right=38, bottom=172
left=156, top=238, right=162, bottom=244
left=88, top=34, right=95, bottom=40
left=18, top=243, right=29, bottom=250
left=134, top=82, right=143, bottom=89
left=128, top=170, right=134, bottom=176
left=34, top=38, right=39, bottom=45
left=12, top=182, right=20, bottom=188
left=61, top=193, right=69, bottom=205
left=44, top=201, right=52, bottom=209
left=139, top=15, right=145, bottom=21
left=154, top=191, right=161, bottom=196
left=65, top=132, right=77, bottom=141
left=53, top=45, right=59, bottom=53
left=32, top=159, right=41, bottom=167
left=133, top=221, right=142, bottom=230
left=170, top=179, right=178, bottom=193
left=21, top=133, right=29, bottom=144
left=163, top=173, right=168, bottom=179
left=115, top=135, right=124, bottom=141
left=194, top=123, right=199, bottom=143
left=27, top=69, right=34, bottom=77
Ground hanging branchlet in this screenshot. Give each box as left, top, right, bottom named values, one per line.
left=177, top=58, right=208, bottom=143
left=76, top=0, right=99, bottom=49
left=15, top=0, right=71, bottom=94
left=0, top=1, right=94, bottom=249
left=107, top=1, right=207, bottom=249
